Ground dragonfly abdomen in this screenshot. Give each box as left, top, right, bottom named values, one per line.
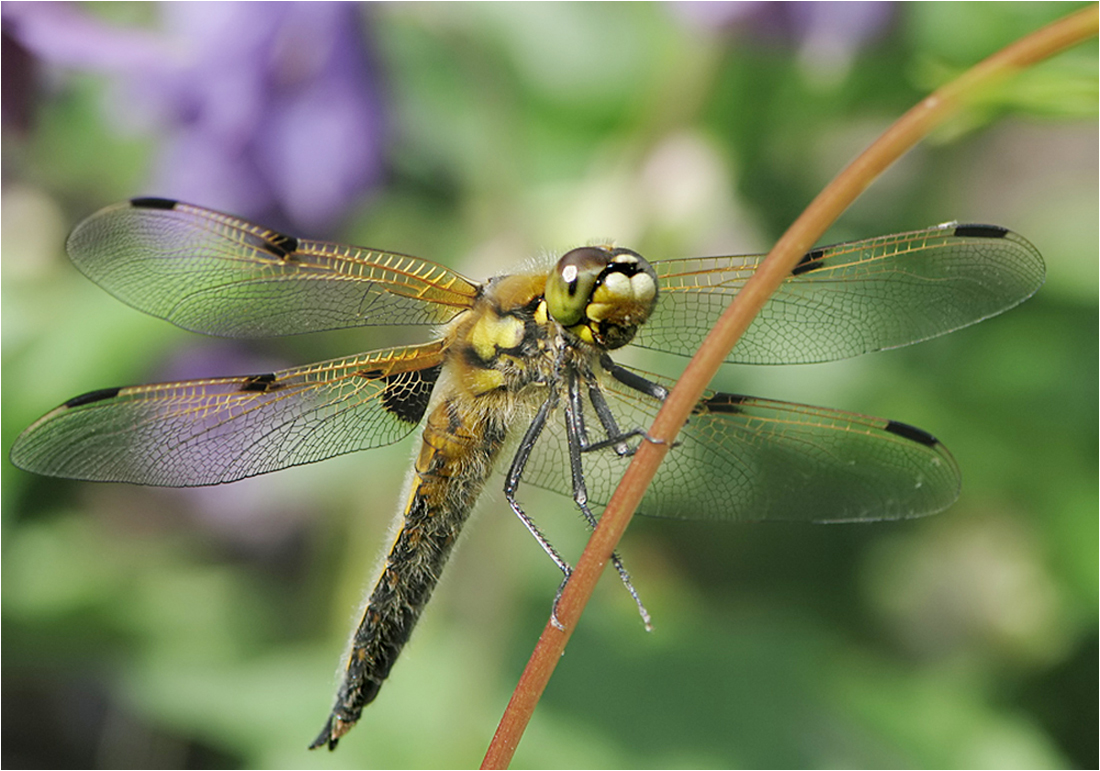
left=311, top=396, right=509, bottom=750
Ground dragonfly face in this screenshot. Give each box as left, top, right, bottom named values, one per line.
left=10, top=198, right=1046, bottom=749
left=544, top=246, right=659, bottom=348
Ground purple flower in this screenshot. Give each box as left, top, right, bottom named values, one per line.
left=5, top=1, right=387, bottom=232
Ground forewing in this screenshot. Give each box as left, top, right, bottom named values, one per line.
left=639, top=224, right=1045, bottom=364
left=517, top=368, right=960, bottom=523
left=66, top=198, right=480, bottom=337
left=10, top=343, right=445, bottom=486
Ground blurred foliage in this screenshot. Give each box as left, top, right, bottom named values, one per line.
left=2, top=3, right=1096, bottom=769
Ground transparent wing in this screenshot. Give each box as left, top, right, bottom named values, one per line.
left=640, top=223, right=1045, bottom=364
left=66, top=198, right=481, bottom=337
left=10, top=342, right=445, bottom=487
left=516, top=367, right=960, bottom=523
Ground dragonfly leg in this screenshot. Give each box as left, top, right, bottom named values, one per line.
left=578, top=425, right=672, bottom=456
left=567, top=371, right=653, bottom=631
left=503, top=394, right=579, bottom=630
left=549, top=576, right=570, bottom=631
left=601, top=355, right=669, bottom=401
left=593, top=359, right=677, bottom=450
left=508, top=493, right=573, bottom=578
left=504, top=394, right=574, bottom=576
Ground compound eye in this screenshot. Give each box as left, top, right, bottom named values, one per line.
left=545, top=247, right=609, bottom=326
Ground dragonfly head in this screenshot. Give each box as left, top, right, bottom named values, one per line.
left=545, top=246, right=659, bottom=350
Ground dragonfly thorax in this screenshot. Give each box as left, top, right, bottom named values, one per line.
left=544, top=246, right=659, bottom=351
left=445, top=272, right=557, bottom=398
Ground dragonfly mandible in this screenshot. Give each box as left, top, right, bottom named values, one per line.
left=10, top=198, right=1045, bottom=749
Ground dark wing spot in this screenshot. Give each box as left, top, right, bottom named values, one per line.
left=262, top=231, right=300, bottom=260
left=697, top=392, right=749, bottom=415
left=239, top=373, right=280, bottom=393
left=885, top=420, right=939, bottom=447
left=65, top=387, right=122, bottom=408
left=380, top=364, right=442, bottom=425
left=953, top=224, right=1008, bottom=239
left=129, top=197, right=178, bottom=210
left=792, top=248, right=826, bottom=276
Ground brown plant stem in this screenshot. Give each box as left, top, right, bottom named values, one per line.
left=481, top=5, right=1098, bottom=768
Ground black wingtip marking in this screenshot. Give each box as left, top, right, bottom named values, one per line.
left=792, top=248, right=826, bottom=276
left=239, top=373, right=280, bottom=393
left=64, top=387, right=122, bottom=408
left=698, top=392, right=750, bottom=414
left=885, top=420, right=939, bottom=447
left=262, top=231, right=299, bottom=260
left=954, top=224, right=1008, bottom=239
left=380, top=365, right=442, bottom=425
left=130, top=197, right=179, bottom=210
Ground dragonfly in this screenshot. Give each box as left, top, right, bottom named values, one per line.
left=11, top=198, right=1045, bottom=750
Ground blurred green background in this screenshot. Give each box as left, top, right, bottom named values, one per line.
left=3, top=3, right=1096, bottom=768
